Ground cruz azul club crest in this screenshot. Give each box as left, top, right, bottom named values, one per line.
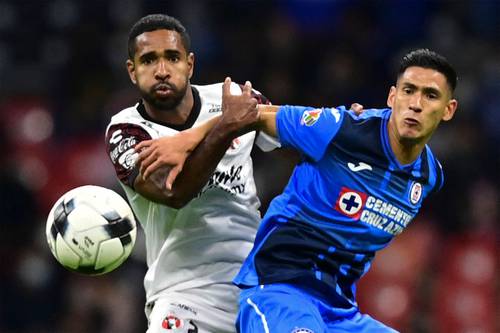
left=335, top=187, right=367, bottom=219
left=409, top=181, right=422, bottom=205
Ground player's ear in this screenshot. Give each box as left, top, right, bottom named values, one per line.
left=126, top=59, right=137, bottom=85
left=387, top=86, right=396, bottom=108
left=442, top=98, right=458, bottom=122
left=187, top=52, right=195, bottom=79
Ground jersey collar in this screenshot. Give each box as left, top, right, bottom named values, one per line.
left=380, top=110, right=422, bottom=174
left=136, top=86, right=201, bottom=131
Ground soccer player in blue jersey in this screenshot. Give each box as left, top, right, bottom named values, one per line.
left=136, top=48, right=458, bottom=332
left=230, top=48, right=458, bottom=333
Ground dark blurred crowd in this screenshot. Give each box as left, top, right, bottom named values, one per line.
left=0, top=1, right=498, bottom=332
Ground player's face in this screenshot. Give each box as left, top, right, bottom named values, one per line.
left=387, top=66, right=457, bottom=144
left=127, top=29, right=194, bottom=110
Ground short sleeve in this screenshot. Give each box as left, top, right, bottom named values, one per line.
left=276, top=105, right=345, bottom=161
left=105, top=123, right=152, bottom=187
left=255, top=131, right=281, bottom=152
left=239, top=84, right=280, bottom=152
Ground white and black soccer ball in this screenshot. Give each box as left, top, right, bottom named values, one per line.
left=46, top=185, right=137, bottom=275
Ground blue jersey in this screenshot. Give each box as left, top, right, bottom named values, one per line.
left=234, top=105, right=444, bottom=307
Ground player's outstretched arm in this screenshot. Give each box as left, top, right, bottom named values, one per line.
left=206, top=87, right=365, bottom=151
left=133, top=77, right=260, bottom=209
left=135, top=83, right=284, bottom=190
left=135, top=115, right=221, bottom=188
left=133, top=85, right=365, bottom=205
left=253, top=102, right=364, bottom=139
left=254, top=102, right=364, bottom=138
left=257, top=106, right=279, bottom=137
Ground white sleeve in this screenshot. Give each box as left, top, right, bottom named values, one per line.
left=229, top=82, right=278, bottom=151
left=255, top=131, right=281, bottom=152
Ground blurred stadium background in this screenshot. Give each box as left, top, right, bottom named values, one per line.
left=0, top=1, right=498, bottom=332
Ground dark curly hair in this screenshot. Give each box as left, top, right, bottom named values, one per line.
left=399, top=49, right=457, bottom=93
left=127, top=14, right=191, bottom=59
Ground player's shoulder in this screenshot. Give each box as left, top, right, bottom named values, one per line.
left=193, top=82, right=248, bottom=97
left=192, top=82, right=223, bottom=95
left=194, top=82, right=269, bottom=115
left=343, top=107, right=390, bottom=122
left=319, top=107, right=388, bottom=156
left=424, top=144, right=443, bottom=172
left=105, top=102, right=158, bottom=140
left=108, top=103, right=143, bottom=127
left=423, top=144, right=445, bottom=193
left=331, top=107, right=389, bottom=136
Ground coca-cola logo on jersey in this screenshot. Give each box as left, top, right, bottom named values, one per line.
left=110, top=137, right=138, bottom=169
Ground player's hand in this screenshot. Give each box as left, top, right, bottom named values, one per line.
left=220, top=77, right=259, bottom=135
left=350, top=103, right=364, bottom=115
left=135, top=131, right=198, bottom=190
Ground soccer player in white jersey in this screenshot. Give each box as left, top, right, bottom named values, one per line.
left=105, top=14, right=278, bottom=333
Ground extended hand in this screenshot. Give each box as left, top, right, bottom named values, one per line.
left=220, top=77, right=259, bottom=136
left=350, top=103, right=364, bottom=115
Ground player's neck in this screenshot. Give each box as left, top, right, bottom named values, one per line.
left=144, top=85, right=194, bottom=125
left=387, top=121, right=426, bottom=165
left=391, top=141, right=424, bottom=165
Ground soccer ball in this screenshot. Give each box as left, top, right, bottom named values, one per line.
left=46, top=185, right=137, bottom=275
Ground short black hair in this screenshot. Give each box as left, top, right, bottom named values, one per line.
left=127, top=14, right=191, bottom=59
left=398, top=48, right=458, bottom=93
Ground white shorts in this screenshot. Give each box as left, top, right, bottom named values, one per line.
left=145, top=293, right=237, bottom=333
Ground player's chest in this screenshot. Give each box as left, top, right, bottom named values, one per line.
left=323, top=152, right=426, bottom=236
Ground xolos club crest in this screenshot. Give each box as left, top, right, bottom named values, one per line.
left=162, top=314, right=184, bottom=330
left=161, top=313, right=198, bottom=332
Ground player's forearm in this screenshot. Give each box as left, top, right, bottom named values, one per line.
left=133, top=116, right=223, bottom=207
left=257, top=105, right=280, bottom=137
left=133, top=122, right=236, bottom=208
left=178, top=104, right=278, bottom=143
left=163, top=118, right=242, bottom=208
left=186, top=115, right=221, bottom=141
left=134, top=166, right=177, bottom=205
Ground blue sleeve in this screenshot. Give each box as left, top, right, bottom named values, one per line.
left=276, top=105, right=346, bottom=161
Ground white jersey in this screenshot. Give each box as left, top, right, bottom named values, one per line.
left=105, top=83, right=278, bottom=332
